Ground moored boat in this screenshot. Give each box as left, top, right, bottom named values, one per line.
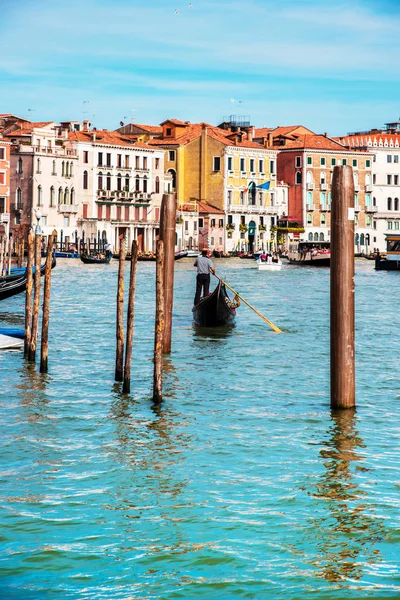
left=80, top=253, right=112, bottom=264
left=0, top=257, right=56, bottom=301
left=287, top=241, right=330, bottom=267
left=192, top=281, right=238, bottom=327
left=375, top=234, right=400, bottom=271
left=256, top=258, right=282, bottom=271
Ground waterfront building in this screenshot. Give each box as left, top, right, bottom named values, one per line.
left=256, top=127, right=373, bottom=251
left=335, top=120, right=400, bottom=251
left=66, top=124, right=166, bottom=251
left=0, top=137, right=11, bottom=240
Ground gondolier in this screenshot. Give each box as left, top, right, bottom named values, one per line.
left=194, top=250, right=215, bottom=305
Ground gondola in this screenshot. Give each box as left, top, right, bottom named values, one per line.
left=80, top=253, right=112, bottom=264
left=192, top=281, right=237, bottom=327
left=2, top=257, right=56, bottom=283
left=0, top=257, right=57, bottom=302
left=175, top=250, right=188, bottom=260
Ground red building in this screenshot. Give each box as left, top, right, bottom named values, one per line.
left=0, top=137, right=11, bottom=238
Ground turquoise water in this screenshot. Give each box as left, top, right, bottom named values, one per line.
left=0, top=258, right=399, bottom=599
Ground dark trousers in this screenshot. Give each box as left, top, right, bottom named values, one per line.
left=194, top=274, right=210, bottom=305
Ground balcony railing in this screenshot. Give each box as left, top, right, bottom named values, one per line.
left=306, top=203, right=315, bottom=210
left=306, top=182, right=314, bottom=190
left=320, top=204, right=331, bottom=211
left=354, top=184, right=360, bottom=192
left=320, top=183, right=329, bottom=191
left=365, top=205, right=378, bottom=213
left=57, top=204, right=79, bottom=213
left=33, top=146, right=77, bottom=157
left=365, top=184, right=372, bottom=192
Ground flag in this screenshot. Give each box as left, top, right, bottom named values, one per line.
left=243, top=187, right=249, bottom=193
left=257, top=181, right=271, bottom=190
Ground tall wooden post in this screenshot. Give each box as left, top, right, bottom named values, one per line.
left=0, top=237, right=4, bottom=277
left=28, top=232, right=42, bottom=362
left=122, top=240, right=138, bottom=393
left=331, top=165, right=355, bottom=409
left=24, top=231, right=35, bottom=357
left=159, top=193, right=176, bottom=354
left=115, top=236, right=127, bottom=381
left=40, top=232, right=55, bottom=373
left=153, top=240, right=165, bottom=403
left=7, top=233, right=12, bottom=275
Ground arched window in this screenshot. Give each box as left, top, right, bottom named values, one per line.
left=320, top=192, right=326, bottom=204
left=58, top=187, right=63, bottom=204
left=16, top=187, right=22, bottom=209
left=354, top=214, right=358, bottom=226
left=135, top=175, right=140, bottom=192
left=360, top=233, right=365, bottom=246
left=117, top=173, right=122, bottom=191
left=308, top=232, right=313, bottom=241
left=295, top=171, right=302, bottom=184
left=70, top=162, right=73, bottom=177
left=353, top=172, right=358, bottom=185
left=17, top=157, right=23, bottom=174
left=83, top=170, right=88, bottom=190
left=37, top=185, right=42, bottom=206
left=98, top=173, right=103, bottom=190
left=365, top=193, right=371, bottom=206
left=319, top=232, right=324, bottom=241
left=366, top=215, right=371, bottom=227
left=52, top=160, right=56, bottom=175
left=321, top=214, right=326, bottom=226
left=125, top=176, right=130, bottom=191
left=307, top=171, right=313, bottom=184
left=71, top=188, right=75, bottom=205
left=36, top=158, right=41, bottom=174
left=155, top=176, right=160, bottom=194
left=250, top=182, right=256, bottom=205
left=354, top=193, right=358, bottom=207
left=307, top=191, right=312, bottom=204
left=143, top=176, right=148, bottom=193
left=106, top=173, right=111, bottom=191
left=168, top=168, right=177, bottom=189
left=50, top=186, right=55, bottom=207
left=320, top=172, right=326, bottom=184
left=307, top=214, right=312, bottom=224
left=62, top=161, right=65, bottom=176
left=314, top=232, right=319, bottom=241
left=64, top=187, right=70, bottom=204
left=365, top=173, right=371, bottom=185
left=328, top=193, right=332, bottom=204
left=355, top=233, right=359, bottom=245
left=366, top=233, right=370, bottom=245
left=388, top=197, right=392, bottom=211
left=395, top=198, right=399, bottom=211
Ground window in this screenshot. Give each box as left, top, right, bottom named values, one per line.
left=227, top=190, right=232, bottom=204
left=395, top=175, right=399, bottom=186
left=37, top=185, right=42, bottom=206
left=250, top=159, right=255, bottom=172
left=373, top=174, right=376, bottom=184
left=135, top=176, right=140, bottom=192
left=168, top=150, right=175, bottom=161
left=64, top=187, right=69, bottom=204
left=373, top=221, right=376, bottom=229
left=219, top=219, right=223, bottom=228
left=388, top=198, right=392, bottom=210
left=387, top=175, right=392, bottom=185
left=240, top=158, right=245, bottom=171
left=320, top=172, right=326, bottom=184
left=155, top=176, right=160, bottom=194
left=295, top=172, right=302, bottom=184
left=259, top=159, right=263, bottom=172
left=240, top=191, right=245, bottom=205
left=387, top=155, right=392, bottom=163
left=328, top=193, right=332, bottom=204
left=0, top=148, right=4, bottom=160
left=143, top=157, right=147, bottom=170
left=352, top=159, right=358, bottom=168
left=227, top=157, right=233, bottom=171
left=295, top=156, right=301, bottom=168
left=83, top=151, right=89, bottom=163
left=17, top=158, right=23, bottom=174
left=388, top=221, right=393, bottom=230
left=155, top=158, right=160, bottom=169
left=342, top=158, right=347, bottom=166
left=125, top=155, right=129, bottom=168
left=365, top=193, right=371, bottom=206
left=41, top=216, right=47, bottom=227
left=50, top=186, right=55, bottom=207
left=58, top=187, right=63, bottom=204
left=98, top=152, right=103, bottom=166
left=308, top=232, right=313, bottom=241
left=184, top=220, right=189, bottom=233
left=320, top=157, right=326, bottom=166
left=71, top=188, right=75, bottom=205
left=307, top=156, right=312, bottom=165
left=106, top=153, right=111, bottom=167
left=211, top=219, right=216, bottom=227
left=331, top=158, right=337, bottom=167
left=395, top=198, right=399, bottom=211
left=106, top=174, right=111, bottom=191
left=143, top=177, right=147, bottom=193
left=15, top=187, right=22, bottom=209
left=270, top=160, right=276, bottom=174
left=70, top=162, right=73, bottom=177
left=63, top=216, right=70, bottom=227
left=51, top=160, right=56, bottom=175
left=198, top=218, right=204, bottom=228
left=61, top=161, right=65, bottom=176
left=354, top=193, right=359, bottom=207
left=354, top=214, right=358, bottom=226
left=270, top=192, right=275, bottom=206
left=307, top=214, right=312, bottom=224
left=98, top=173, right=103, bottom=190
left=213, top=157, right=221, bottom=171
left=395, top=155, right=399, bottom=164
left=117, top=174, right=122, bottom=191
left=0, top=172, right=4, bottom=185
left=320, top=192, right=326, bottom=204
left=125, top=176, right=130, bottom=191
left=366, top=159, right=371, bottom=168
left=97, top=205, right=103, bottom=219
left=166, top=128, right=172, bottom=136
left=395, top=222, right=400, bottom=230
left=36, top=158, right=41, bottom=173
left=241, top=215, right=246, bottom=225
left=307, top=191, right=312, bottom=204
left=366, top=216, right=371, bottom=227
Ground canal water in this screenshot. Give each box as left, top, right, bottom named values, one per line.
left=0, top=258, right=399, bottom=599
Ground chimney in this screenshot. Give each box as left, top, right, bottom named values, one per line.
left=92, top=131, right=96, bottom=142
left=82, top=120, right=90, bottom=132
left=324, top=132, right=328, bottom=137
left=247, top=127, right=254, bottom=142
left=268, top=133, right=273, bottom=147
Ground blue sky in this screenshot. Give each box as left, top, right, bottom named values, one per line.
left=0, top=0, right=399, bottom=135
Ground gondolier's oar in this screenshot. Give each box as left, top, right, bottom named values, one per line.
left=213, top=273, right=283, bottom=333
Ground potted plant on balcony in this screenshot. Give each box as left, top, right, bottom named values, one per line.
left=226, top=223, right=235, bottom=231
left=259, top=224, right=267, bottom=232
left=176, top=216, right=183, bottom=225
left=239, top=223, right=248, bottom=233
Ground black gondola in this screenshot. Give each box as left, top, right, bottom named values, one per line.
left=1, top=257, right=56, bottom=283
left=192, top=281, right=237, bottom=327
left=0, top=257, right=57, bottom=302
left=80, top=253, right=112, bottom=264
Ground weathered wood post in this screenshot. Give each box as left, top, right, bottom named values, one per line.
left=24, top=230, right=35, bottom=357
left=0, top=236, right=4, bottom=276
left=153, top=240, right=165, bottom=403
left=159, top=193, right=176, bottom=354
left=122, top=240, right=138, bottom=393
left=28, top=231, right=42, bottom=362
left=331, top=165, right=355, bottom=409
left=7, top=233, right=12, bottom=275
left=40, top=231, right=55, bottom=373
left=115, top=236, right=127, bottom=381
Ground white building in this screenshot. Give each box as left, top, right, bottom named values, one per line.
left=337, top=121, right=400, bottom=252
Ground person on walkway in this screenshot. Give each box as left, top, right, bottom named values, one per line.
left=194, top=250, right=215, bottom=305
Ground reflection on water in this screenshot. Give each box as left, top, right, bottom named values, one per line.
left=192, top=324, right=235, bottom=340
left=16, top=362, right=50, bottom=422
left=309, top=410, right=385, bottom=583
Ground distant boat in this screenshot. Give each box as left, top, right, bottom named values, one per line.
left=175, top=250, right=188, bottom=260
left=375, top=234, right=400, bottom=271
left=53, top=250, right=80, bottom=258
left=192, top=281, right=237, bottom=327
left=256, top=258, right=282, bottom=271
left=80, top=253, right=112, bottom=264
left=287, top=241, right=330, bottom=267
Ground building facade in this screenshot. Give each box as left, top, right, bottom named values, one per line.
left=0, top=138, right=11, bottom=241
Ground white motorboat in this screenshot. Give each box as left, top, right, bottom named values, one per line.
left=256, top=258, right=282, bottom=271
left=0, top=333, right=23, bottom=350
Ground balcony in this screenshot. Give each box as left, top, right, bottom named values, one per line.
left=354, top=205, right=361, bottom=212
left=58, top=204, right=79, bottom=213
left=306, top=182, right=314, bottom=190
left=354, top=184, right=360, bottom=192
left=365, top=184, right=372, bottom=192
left=32, top=146, right=77, bottom=157
left=320, top=183, right=328, bottom=191
left=10, top=203, right=22, bottom=212
left=320, top=204, right=331, bottom=211
left=365, top=205, right=378, bottom=213
left=306, top=203, right=315, bottom=210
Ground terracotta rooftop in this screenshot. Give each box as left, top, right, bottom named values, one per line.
left=161, top=118, right=191, bottom=126
left=334, top=133, right=400, bottom=149
left=179, top=201, right=224, bottom=214
left=132, top=124, right=163, bottom=134
left=68, top=129, right=156, bottom=150
left=254, top=127, right=273, bottom=138
left=3, top=121, right=55, bottom=136
left=272, top=134, right=350, bottom=151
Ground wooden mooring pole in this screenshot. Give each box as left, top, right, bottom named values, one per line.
left=122, top=240, right=138, bottom=394
left=0, top=236, right=4, bottom=276
left=153, top=240, right=165, bottom=403
left=159, top=193, right=176, bottom=354
left=28, top=231, right=42, bottom=362
left=331, top=165, right=355, bottom=409
left=24, top=230, right=35, bottom=358
left=115, top=236, right=127, bottom=381
left=40, top=232, right=55, bottom=373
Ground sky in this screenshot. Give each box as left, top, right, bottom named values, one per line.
left=0, top=0, right=399, bottom=136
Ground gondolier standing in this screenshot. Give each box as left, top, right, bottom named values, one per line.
left=194, top=250, right=215, bottom=305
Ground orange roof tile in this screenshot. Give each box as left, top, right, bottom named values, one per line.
left=254, top=127, right=273, bottom=138
left=272, top=134, right=350, bottom=151
left=161, top=118, right=191, bottom=126
left=197, top=201, right=224, bottom=214
left=4, top=121, right=55, bottom=136
left=132, top=124, right=163, bottom=134
left=334, top=133, right=400, bottom=149
left=67, top=129, right=156, bottom=150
